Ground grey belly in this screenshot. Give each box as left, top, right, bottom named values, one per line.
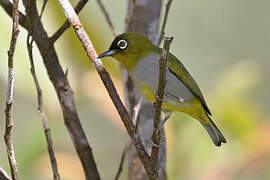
left=130, top=53, right=194, bottom=106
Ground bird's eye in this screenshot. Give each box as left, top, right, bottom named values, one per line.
left=117, top=40, right=128, bottom=50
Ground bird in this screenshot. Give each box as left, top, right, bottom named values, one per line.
left=97, top=32, right=226, bottom=146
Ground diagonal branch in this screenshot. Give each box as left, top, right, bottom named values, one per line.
left=96, top=0, right=117, bottom=37
left=56, top=0, right=158, bottom=177
left=4, top=0, right=20, bottom=178
left=150, top=37, right=173, bottom=179
left=0, top=0, right=29, bottom=30
left=26, top=35, right=60, bottom=180
left=49, top=0, right=89, bottom=43
left=157, top=0, right=173, bottom=46
left=114, top=144, right=128, bottom=180
left=39, top=0, right=48, bottom=19
left=0, top=166, right=11, bottom=180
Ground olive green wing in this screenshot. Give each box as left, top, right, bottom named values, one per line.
left=167, top=52, right=212, bottom=115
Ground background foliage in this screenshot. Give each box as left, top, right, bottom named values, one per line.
left=1, top=0, right=270, bottom=179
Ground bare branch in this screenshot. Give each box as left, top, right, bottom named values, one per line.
left=26, top=35, right=60, bottom=180
left=22, top=0, right=100, bottom=179
left=39, top=0, right=48, bottom=18
left=157, top=0, right=173, bottom=46
left=114, top=145, right=128, bottom=180
left=96, top=0, right=117, bottom=37
left=49, top=0, right=89, bottom=43
left=0, top=166, right=11, bottom=180
left=150, top=37, right=173, bottom=179
left=56, top=0, right=158, bottom=177
left=4, top=0, right=20, bottom=179
left=0, top=0, right=28, bottom=30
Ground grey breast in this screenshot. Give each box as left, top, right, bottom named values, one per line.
left=130, top=52, right=194, bottom=106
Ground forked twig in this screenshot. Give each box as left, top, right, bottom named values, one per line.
left=157, top=0, right=173, bottom=46
left=150, top=37, right=173, bottom=179
left=26, top=35, right=60, bottom=180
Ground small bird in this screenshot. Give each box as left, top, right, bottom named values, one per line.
left=98, top=32, right=226, bottom=146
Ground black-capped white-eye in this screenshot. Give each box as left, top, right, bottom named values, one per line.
left=117, top=39, right=128, bottom=50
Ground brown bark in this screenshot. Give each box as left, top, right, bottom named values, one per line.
left=21, top=0, right=100, bottom=179
left=124, top=0, right=167, bottom=179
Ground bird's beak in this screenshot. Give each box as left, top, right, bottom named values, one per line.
left=97, top=49, right=118, bottom=59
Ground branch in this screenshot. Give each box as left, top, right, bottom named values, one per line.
left=0, top=166, right=11, bottom=180
left=0, top=0, right=29, bottom=30
left=57, top=0, right=157, bottom=177
left=114, top=145, right=128, bottom=180
left=4, top=0, right=20, bottom=179
left=157, top=0, right=173, bottom=46
left=39, top=0, right=48, bottom=18
left=96, top=0, right=117, bottom=37
left=49, top=0, right=89, bottom=43
left=150, top=37, right=173, bottom=179
left=22, top=0, right=100, bottom=179
left=26, top=35, right=60, bottom=180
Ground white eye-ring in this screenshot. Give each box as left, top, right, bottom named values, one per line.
left=117, top=39, right=128, bottom=49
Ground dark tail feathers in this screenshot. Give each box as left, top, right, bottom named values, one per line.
left=201, top=117, right=226, bottom=146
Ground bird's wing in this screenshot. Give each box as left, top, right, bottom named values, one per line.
left=166, top=52, right=212, bottom=115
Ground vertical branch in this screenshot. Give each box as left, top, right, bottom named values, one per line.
left=124, top=1, right=167, bottom=180
left=26, top=35, right=60, bottom=180
left=4, top=0, right=20, bottom=179
left=157, top=0, right=173, bottom=46
left=22, top=0, right=100, bottom=179
left=150, top=37, right=173, bottom=178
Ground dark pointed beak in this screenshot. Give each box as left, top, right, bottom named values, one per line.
left=97, top=49, right=118, bottom=59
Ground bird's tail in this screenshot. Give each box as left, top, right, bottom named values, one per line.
left=200, top=116, right=226, bottom=146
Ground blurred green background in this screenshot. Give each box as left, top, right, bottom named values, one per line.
left=1, top=0, right=270, bottom=179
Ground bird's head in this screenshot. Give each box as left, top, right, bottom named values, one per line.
left=98, top=32, right=154, bottom=70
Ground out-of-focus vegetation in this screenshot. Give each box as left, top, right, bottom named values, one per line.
left=1, top=0, right=269, bottom=179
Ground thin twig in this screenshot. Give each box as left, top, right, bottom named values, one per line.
left=150, top=37, right=173, bottom=179
left=39, top=0, right=48, bottom=18
left=4, top=0, right=20, bottom=178
left=26, top=35, right=60, bottom=180
left=0, top=166, right=11, bottom=180
left=96, top=0, right=117, bottom=37
left=49, top=0, right=89, bottom=43
left=157, top=0, right=173, bottom=46
left=114, top=144, right=128, bottom=180
left=0, top=0, right=29, bottom=30
left=57, top=0, right=156, bottom=177
left=115, top=96, right=143, bottom=180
